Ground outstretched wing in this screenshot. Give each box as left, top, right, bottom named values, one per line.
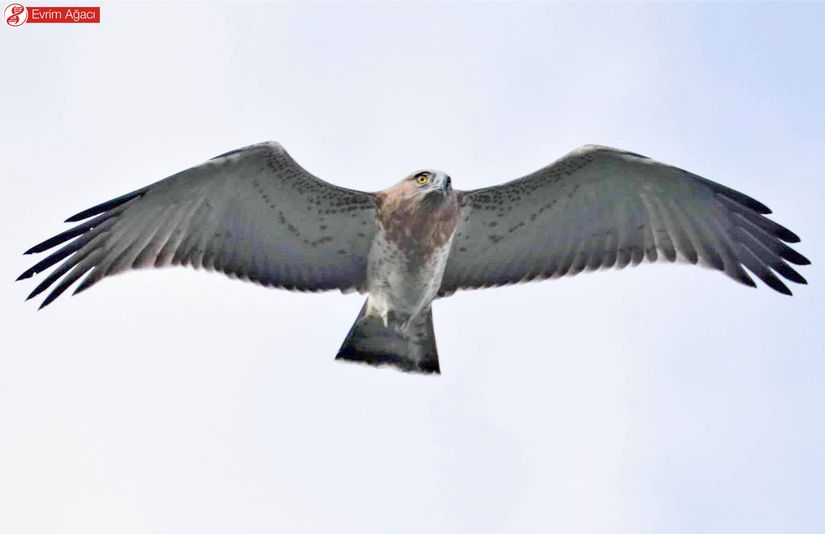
left=18, top=142, right=378, bottom=308
left=440, top=145, right=809, bottom=296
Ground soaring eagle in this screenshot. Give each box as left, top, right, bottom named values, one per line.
left=17, top=142, right=809, bottom=373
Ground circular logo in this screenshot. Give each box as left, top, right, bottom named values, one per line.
left=5, top=3, right=27, bottom=27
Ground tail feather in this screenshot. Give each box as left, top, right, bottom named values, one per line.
left=336, top=301, right=440, bottom=374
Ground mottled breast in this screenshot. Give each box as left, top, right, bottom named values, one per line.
left=367, top=186, right=459, bottom=318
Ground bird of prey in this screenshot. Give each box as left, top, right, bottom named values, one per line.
left=17, top=142, right=809, bottom=373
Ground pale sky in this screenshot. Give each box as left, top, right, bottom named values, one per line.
left=1, top=2, right=823, bottom=533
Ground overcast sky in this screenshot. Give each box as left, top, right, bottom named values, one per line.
left=1, top=2, right=823, bottom=533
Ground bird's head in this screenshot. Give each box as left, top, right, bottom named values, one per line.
left=411, top=169, right=452, bottom=197
left=376, top=169, right=460, bottom=247
left=383, top=169, right=454, bottom=204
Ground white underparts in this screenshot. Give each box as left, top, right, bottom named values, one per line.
left=365, top=228, right=453, bottom=332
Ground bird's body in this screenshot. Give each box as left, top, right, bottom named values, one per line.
left=365, top=219, right=451, bottom=329
left=18, top=141, right=810, bottom=374
left=338, top=170, right=460, bottom=372
left=367, top=171, right=458, bottom=327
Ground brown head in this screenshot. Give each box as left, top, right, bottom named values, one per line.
left=376, top=169, right=460, bottom=259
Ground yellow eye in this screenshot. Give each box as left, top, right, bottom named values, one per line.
left=416, top=174, right=429, bottom=185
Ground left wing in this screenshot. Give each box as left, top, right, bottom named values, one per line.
left=440, top=145, right=809, bottom=296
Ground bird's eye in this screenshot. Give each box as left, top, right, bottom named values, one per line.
left=416, top=174, right=429, bottom=185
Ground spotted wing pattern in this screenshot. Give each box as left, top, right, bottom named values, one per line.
left=440, top=145, right=809, bottom=296
left=18, top=142, right=378, bottom=308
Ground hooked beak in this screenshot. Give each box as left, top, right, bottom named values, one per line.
left=442, top=175, right=452, bottom=197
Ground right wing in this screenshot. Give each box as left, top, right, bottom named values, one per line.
left=18, top=141, right=378, bottom=308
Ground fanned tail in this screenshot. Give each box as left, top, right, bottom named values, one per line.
left=336, top=300, right=440, bottom=374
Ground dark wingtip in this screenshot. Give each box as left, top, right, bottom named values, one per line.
left=38, top=287, right=65, bottom=309
left=756, top=271, right=793, bottom=295
left=24, top=242, right=55, bottom=255
left=750, top=200, right=772, bottom=215
left=64, top=187, right=148, bottom=223
left=72, top=276, right=95, bottom=295
left=779, top=229, right=801, bottom=244
left=736, top=271, right=757, bottom=288
left=25, top=245, right=45, bottom=255
left=774, top=264, right=807, bottom=285
left=65, top=210, right=91, bottom=223
left=785, top=248, right=810, bottom=266
left=769, top=281, right=793, bottom=296
left=745, top=201, right=771, bottom=215
left=65, top=208, right=97, bottom=223
left=26, top=285, right=46, bottom=301
left=16, top=270, right=33, bottom=281
left=716, top=190, right=772, bottom=215
left=65, top=211, right=93, bottom=223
